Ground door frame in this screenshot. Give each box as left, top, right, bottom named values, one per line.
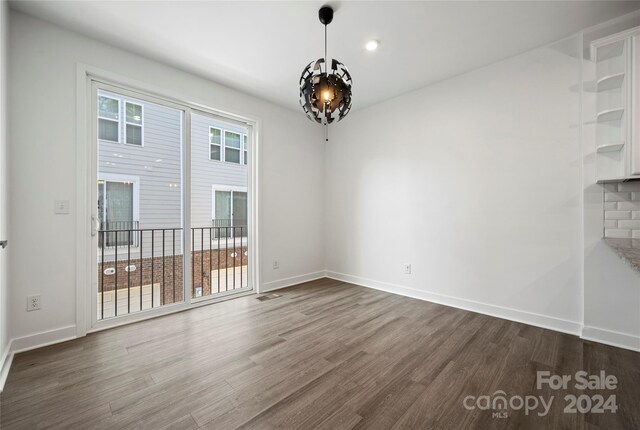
left=75, top=64, right=261, bottom=336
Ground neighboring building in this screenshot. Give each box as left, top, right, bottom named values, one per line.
left=96, top=90, right=249, bottom=315
left=98, top=89, right=249, bottom=252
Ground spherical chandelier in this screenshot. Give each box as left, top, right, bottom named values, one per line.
left=299, top=6, right=352, bottom=139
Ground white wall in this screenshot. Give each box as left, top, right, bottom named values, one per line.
left=7, top=6, right=639, bottom=360
left=8, top=11, right=325, bottom=347
left=582, top=14, right=640, bottom=350
left=0, top=0, right=11, bottom=381
left=325, top=37, right=585, bottom=334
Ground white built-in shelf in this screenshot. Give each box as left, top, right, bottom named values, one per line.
left=594, top=39, right=625, bottom=62
left=596, top=73, right=625, bottom=92
left=597, top=107, right=624, bottom=123
left=596, top=142, right=625, bottom=153
left=597, top=177, right=630, bottom=184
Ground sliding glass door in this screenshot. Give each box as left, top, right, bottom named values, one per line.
left=91, top=81, right=254, bottom=326
left=213, top=190, right=247, bottom=238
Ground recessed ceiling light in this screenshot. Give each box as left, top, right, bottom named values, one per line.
left=365, top=40, right=379, bottom=51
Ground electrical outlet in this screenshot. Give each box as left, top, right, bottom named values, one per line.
left=403, top=264, right=412, bottom=275
left=27, top=294, right=41, bottom=311
left=273, top=260, right=279, bottom=269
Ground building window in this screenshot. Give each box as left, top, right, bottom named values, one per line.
left=125, top=102, right=143, bottom=146
left=98, top=96, right=120, bottom=142
left=224, top=131, right=241, bottom=164
left=208, top=126, right=248, bottom=165
left=243, top=134, right=248, bottom=165
left=98, top=93, right=145, bottom=146
left=212, top=186, right=247, bottom=238
left=98, top=177, right=139, bottom=247
left=210, top=127, right=222, bottom=161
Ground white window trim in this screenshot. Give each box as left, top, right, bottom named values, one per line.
left=223, top=130, right=242, bottom=164
left=124, top=101, right=144, bottom=147
left=98, top=95, right=120, bottom=143
left=242, top=134, right=248, bottom=165
left=208, top=127, right=248, bottom=166
left=209, top=126, right=222, bottom=161
left=98, top=173, right=141, bottom=250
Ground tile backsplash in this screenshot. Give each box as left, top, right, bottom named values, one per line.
left=604, top=181, right=640, bottom=239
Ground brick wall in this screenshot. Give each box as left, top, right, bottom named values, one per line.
left=604, top=181, right=640, bottom=239
left=98, top=247, right=248, bottom=305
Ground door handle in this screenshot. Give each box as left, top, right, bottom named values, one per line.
left=0, top=240, right=6, bottom=249
left=91, top=216, right=98, bottom=237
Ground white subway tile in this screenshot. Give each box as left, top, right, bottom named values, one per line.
left=633, top=192, right=640, bottom=201
left=618, top=220, right=640, bottom=229
left=605, top=192, right=632, bottom=202
left=605, top=211, right=631, bottom=220
left=604, top=220, right=618, bottom=228
left=633, top=230, right=640, bottom=239
left=604, top=184, right=618, bottom=193
left=604, top=202, right=617, bottom=210
left=617, top=201, right=640, bottom=211
left=633, top=211, right=640, bottom=220
left=605, top=229, right=632, bottom=238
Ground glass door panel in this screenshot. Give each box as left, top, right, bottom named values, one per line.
left=214, top=190, right=232, bottom=238
left=232, top=192, right=247, bottom=229
left=96, top=87, right=184, bottom=320
left=191, top=111, right=250, bottom=299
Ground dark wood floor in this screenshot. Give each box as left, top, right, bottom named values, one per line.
left=1, top=278, right=639, bottom=429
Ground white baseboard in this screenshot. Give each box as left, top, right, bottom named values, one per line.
left=10, top=325, right=77, bottom=355
left=259, top=271, right=326, bottom=293
left=0, top=340, right=13, bottom=393
left=326, top=271, right=583, bottom=336
left=581, top=325, right=640, bottom=352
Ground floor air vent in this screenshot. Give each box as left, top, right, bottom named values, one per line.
left=256, top=293, right=281, bottom=301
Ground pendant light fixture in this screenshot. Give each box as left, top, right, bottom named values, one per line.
left=299, top=5, right=352, bottom=140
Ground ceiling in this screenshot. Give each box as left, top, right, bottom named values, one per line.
left=10, top=1, right=640, bottom=112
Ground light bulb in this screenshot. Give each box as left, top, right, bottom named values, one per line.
left=323, top=90, right=331, bottom=101
left=365, top=40, right=379, bottom=51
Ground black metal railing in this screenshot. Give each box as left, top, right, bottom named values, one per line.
left=97, top=224, right=248, bottom=320
left=98, top=227, right=180, bottom=320
left=192, top=225, right=247, bottom=299
left=99, top=221, right=140, bottom=248
left=212, top=219, right=248, bottom=238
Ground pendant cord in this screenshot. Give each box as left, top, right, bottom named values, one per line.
left=324, top=24, right=328, bottom=72
left=325, top=22, right=328, bottom=140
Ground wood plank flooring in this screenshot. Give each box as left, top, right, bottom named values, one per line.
left=1, top=278, right=639, bottom=429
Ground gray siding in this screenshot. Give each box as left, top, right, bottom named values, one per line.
left=98, top=90, right=247, bottom=259
left=190, top=112, right=248, bottom=230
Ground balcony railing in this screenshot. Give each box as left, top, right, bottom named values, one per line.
left=97, top=224, right=248, bottom=320
left=212, top=218, right=247, bottom=238
left=193, top=224, right=247, bottom=298
left=99, top=221, right=140, bottom=248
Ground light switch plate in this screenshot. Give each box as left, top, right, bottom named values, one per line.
left=55, top=200, right=69, bottom=215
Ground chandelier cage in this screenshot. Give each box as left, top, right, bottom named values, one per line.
left=299, top=6, right=353, bottom=130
